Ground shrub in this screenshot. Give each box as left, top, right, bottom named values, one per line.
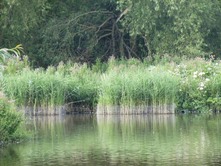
left=0, top=92, right=25, bottom=143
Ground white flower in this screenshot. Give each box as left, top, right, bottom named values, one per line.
left=193, top=74, right=197, bottom=78
left=205, top=78, right=210, bottom=82
left=199, top=82, right=204, bottom=87
left=193, top=71, right=198, bottom=75
left=199, top=87, right=204, bottom=90
left=197, top=82, right=206, bottom=91
left=198, top=72, right=205, bottom=76
left=193, top=71, right=198, bottom=78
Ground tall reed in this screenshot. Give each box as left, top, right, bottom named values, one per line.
left=2, top=57, right=221, bottom=114
left=97, top=63, right=180, bottom=114
left=1, top=63, right=99, bottom=115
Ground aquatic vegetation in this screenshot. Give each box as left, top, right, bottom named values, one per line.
left=97, top=63, right=180, bottom=114
left=174, top=58, right=221, bottom=113
left=1, top=63, right=99, bottom=115
left=1, top=56, right=221, bottom=114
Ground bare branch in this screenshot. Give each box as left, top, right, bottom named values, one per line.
left=116, top=7, right=131, bottom=23
left=97, top=33, right=112, bottom=41
left=96, top=16, right=113, bottom=34
left=67, top=10, right=112, bottom=26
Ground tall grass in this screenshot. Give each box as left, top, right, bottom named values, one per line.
left=2, top=57, right=221, bottom=114
left=97, top=62, right=180, bottom=114
left=1, top=63, right=99, bottom=115
left=2, top=69, right=65, bottom=115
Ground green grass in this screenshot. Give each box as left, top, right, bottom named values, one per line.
left=97, top=63, right=180, bottom=114
left=1, top=63, right=99, bottom=115
left=2, top=58, right=221, bottom=114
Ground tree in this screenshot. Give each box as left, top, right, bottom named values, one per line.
left=117, top=0, right=221, bottom=58
left=0, top=0, right=49, bottom=47
left=1, top=0, right=221, bottom=67
left=30, top=0, right=134, bottom=66
left=1, top=0, right=148, bottom=66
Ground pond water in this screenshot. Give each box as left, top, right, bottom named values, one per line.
left=1, top=114, right=221, bottom=166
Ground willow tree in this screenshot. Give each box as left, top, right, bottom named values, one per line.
left=117, top=0, right=221, bottom=58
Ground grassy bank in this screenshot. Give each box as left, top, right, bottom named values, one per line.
left=1, top=57, right=221, bottom=114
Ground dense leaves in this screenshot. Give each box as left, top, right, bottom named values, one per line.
left=117, top=0, right=221, bottom=57
left=0, top=92, right=24, bottom=142
left=0, top=0, right=221, bottom=67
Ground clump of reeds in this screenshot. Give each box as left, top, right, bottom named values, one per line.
left=97, top=60, right=180, bottom=114
left=3, top=55, right=221, bottom=114
left=1, top=62, right=99, bottom=115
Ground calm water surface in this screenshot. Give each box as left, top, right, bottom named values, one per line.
left=1, top=114, right=221, bottom=166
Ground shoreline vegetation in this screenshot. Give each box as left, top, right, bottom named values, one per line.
left=1, top=48, right=221, bottom=144
left=0, top=92, right=26, bottom=145
left=1, top=0, right=221, bottom=147
left=1, top=53, right=221, bottom=115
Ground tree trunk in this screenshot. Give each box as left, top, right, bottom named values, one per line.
left=0, top=32, right=2, bottom=46
left=143, top=35, right=153, bottom=59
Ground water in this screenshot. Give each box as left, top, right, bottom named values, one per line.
left=1, top=114, right=221, bottom=166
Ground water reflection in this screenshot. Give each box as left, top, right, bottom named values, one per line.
left=0, top=114, right=221, bottom=166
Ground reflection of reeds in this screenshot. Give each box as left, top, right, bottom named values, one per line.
left=96, top=115, right=221, bottom=165
left=97, top=104, right=176, bottom=114
left=3, top=115, right=221, bottom=165
left=21, top=106, right=66, bottom=116
left=96, top=114, right=178, bottom=163
left=30, top=115, right=95, bottom=132
left=97, top=114, right=176, bottom=139
left=97, top=114, right=176, bottom=128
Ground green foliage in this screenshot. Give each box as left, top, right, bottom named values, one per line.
left=0, top=92, right=25, bottom=143
left=117, top=0, right=221, bottom=57
left=91, top=59, right=108, bottom=73
left=172, top=58, right=221, bottom=113
left=97, top=59, right=180, bottom=114
left=0, top=0, right=49, bottom=46
left=0, top=45, right=29, bottom=74
left=1, top=63, right=99, bottom=114
left=2, top=56, right=221, bottom=114
left=0, top=44, right=23, bottom=63
left=1, top=0, right=221, bottom=66
left=26, top=0, right=122, bottom=67
left=97, top=58, right=221, bottom=113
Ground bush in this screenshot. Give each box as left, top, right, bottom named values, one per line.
left=0, top=92, right=25, bottom=143
left=172, top=58, right=221, bottom=113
